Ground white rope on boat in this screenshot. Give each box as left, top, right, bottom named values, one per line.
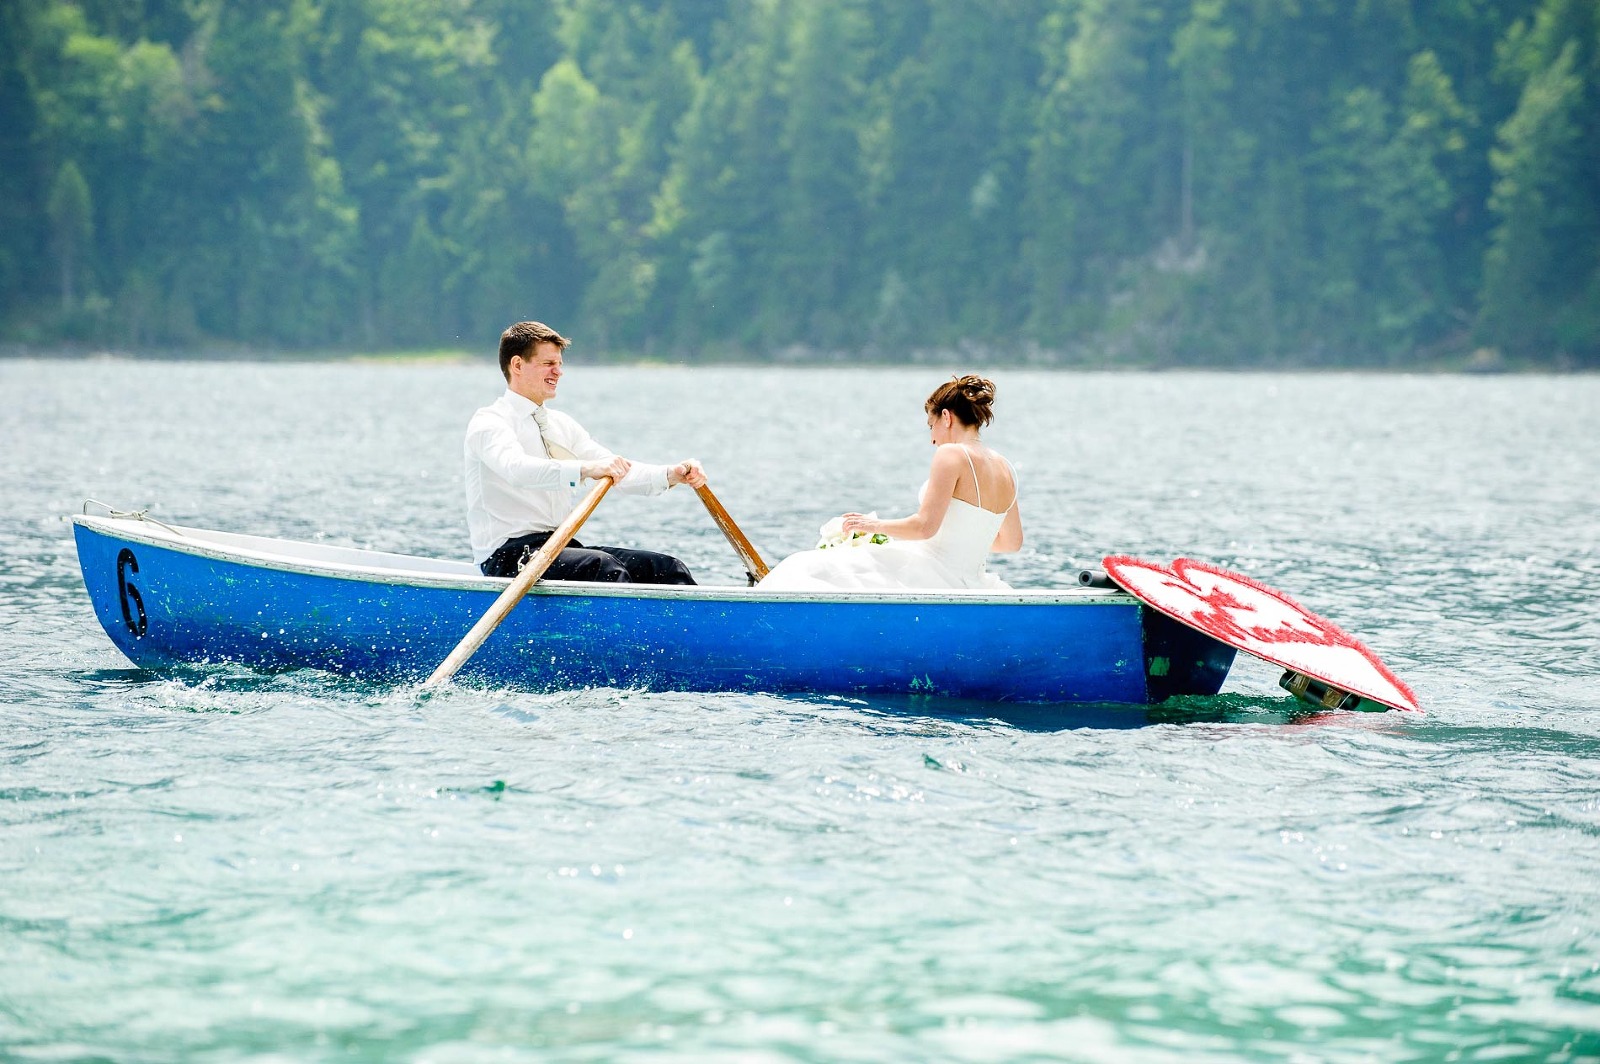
left=81, top=499, right=187, bottom=537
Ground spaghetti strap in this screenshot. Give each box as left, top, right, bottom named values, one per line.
left=959, top=444, right=981, bottom=509
left=1002, top=457, right=1019, bottom=512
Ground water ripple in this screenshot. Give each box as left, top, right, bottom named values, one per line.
left=2, top=363, right=1598, bottom=1060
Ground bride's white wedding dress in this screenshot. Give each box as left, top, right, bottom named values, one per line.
left=759, top=447, right=1014, bottom=592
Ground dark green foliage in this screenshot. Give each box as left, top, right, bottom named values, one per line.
left=45, top=158, right=91, bottom=309
left=2, top=0, right=1595, bottom=364
left=1480, top=0, right=1600, bottom=363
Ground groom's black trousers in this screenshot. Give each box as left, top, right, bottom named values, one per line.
left=480, top=532, right=696, bottom=585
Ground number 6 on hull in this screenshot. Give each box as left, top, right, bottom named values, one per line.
left=116, top=548, right=147, bottom=637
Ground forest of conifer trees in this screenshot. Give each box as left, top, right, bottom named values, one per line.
left=2, top=0, right=1597, bottom=365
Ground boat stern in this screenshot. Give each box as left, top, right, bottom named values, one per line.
left=1139, top=606, right=1236, bottom=701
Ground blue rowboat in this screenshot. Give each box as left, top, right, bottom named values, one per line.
left=71, top=512, right=1235, bottom=704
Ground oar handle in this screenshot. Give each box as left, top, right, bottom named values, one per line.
left=695, top=483, right=769, bottom=582
left=424, top=477, right=615, bottom=688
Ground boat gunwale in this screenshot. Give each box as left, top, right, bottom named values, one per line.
left=71, top=513, right=1135, bottom=607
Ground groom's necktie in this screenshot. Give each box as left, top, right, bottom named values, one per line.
left=531, top=405, right=579, bottom=461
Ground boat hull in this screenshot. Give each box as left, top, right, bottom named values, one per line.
left=72, top=515, right=1234, bottom=704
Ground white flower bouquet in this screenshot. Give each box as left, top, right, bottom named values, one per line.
left=817, top=514, right=890, bottom=550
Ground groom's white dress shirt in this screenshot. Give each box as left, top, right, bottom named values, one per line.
left=464, top=389, right=670, bottom=563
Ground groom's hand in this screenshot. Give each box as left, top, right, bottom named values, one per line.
left=668, top=459, right=707, bottom=488
left=583, top=456, right=631, bottom=481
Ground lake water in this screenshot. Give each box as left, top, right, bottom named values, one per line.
left=2, top=358, right=1598, bottom=1061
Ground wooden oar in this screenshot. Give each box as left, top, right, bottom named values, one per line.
left=695, top=483, right=769, bottom=584
left=424, top=477, right=614, bottom=688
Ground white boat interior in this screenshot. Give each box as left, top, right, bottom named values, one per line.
left=72, top=510, right=1126, bottom=604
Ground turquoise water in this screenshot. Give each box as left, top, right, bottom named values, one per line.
left=3, top=359, right=1598, bottom=1061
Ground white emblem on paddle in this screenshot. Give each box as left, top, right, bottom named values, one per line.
left=1102, top=555, right=1420, bottom=713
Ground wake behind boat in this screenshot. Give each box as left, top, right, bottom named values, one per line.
left=71, top=510, right=1237, bottom=704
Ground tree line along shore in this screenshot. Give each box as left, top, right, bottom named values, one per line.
left=3, top=0, right=1597, bottom=367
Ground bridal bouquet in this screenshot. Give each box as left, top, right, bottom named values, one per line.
left=817, top=514, right=890, bottom=550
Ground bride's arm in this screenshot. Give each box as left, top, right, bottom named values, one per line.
left=841, top=446, right=964, bottom=542
left=990, top=502, right=1023, bottom=553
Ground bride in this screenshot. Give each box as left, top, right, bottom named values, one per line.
left=759, top=375, right=1022, bottom=591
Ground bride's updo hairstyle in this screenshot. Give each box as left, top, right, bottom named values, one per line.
left=925, top=374, right=996, bottom=428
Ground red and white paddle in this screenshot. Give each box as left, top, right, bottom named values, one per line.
left=1102, top=555, right=1420, bottom=713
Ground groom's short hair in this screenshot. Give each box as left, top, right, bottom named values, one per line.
left=499, top=321, right=571, bottom=380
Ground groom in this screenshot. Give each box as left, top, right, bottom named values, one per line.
left=464, top=320, right=706, bottom=582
